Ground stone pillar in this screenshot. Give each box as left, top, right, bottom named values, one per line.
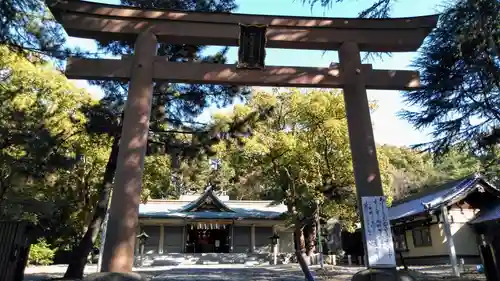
left=272, top=226, right=278, bottom=265
left=182, top=224, right=187, bottom=253
left=442, top=206, right=460, bottom=277
left=159, top=224, right=164, bottom=254
left=338, top=42, right=395, bottom=272
left=250, top=225, right=256, bottom=253
left=134, top=225, right=140, bottom=266
left=97, top=212, right=110, bottom=271
left=100, top=29, right=158, bottom=272
left=230, top=222, right=235, bottom=253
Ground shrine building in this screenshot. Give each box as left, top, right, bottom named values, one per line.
left=135, top=186, right=294, bottom=265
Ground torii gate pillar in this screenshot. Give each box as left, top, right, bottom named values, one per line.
left=339, top=42, right=384, bottom=200
left=100, top=30, right=158, bottom=272
left=340, top=42, right=400, bottom=281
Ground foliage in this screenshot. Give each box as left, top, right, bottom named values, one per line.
left=0, top=45, right=88, bottom=178
left=0, top=0, right=73, bottom=60
left=400, top=0, right=500, bottom=156
left=28, top=238, right=56, bottom=266
left=302, top=0, right=500, bottom=158
left=212, top=89, right=391, bottom=231
left=86, top=0, right=247, bottom=195
left=141, top=155, right=173, bottom=200
left=481, top=147, right=500, bottom=186
left=301, top=0, right=394, bottom=18
left=0, top=45, right=109, bottom=250
left=378, top=145, right=484, bottom=200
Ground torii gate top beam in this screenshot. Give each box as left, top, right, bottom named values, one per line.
left=47, top=0, right=438, bottom=52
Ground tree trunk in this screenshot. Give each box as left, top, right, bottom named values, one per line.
left=304, top=220, right=316, bottom=257
left=294, top=224, right=307, bottom=257
left=0, top=175, right=11, bottom=208
left=294, top=221, right=315, bottom=281
left=64, top=136, right=120, bottom=279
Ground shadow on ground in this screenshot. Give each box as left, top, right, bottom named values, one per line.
left=148, top=267, right=306, bottom=281
left=23, top=265, right=487, bottom=281
left=23, top=266, right=307, bottom=281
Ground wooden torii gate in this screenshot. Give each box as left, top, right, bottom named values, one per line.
left=47, top=0, right=438, bottom=274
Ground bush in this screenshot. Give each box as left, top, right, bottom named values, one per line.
left=28, top=238, right=56, bottom=266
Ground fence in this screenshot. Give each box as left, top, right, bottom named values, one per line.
left=0, top=221, right=32, bottom=281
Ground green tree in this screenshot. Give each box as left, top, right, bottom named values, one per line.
left=28, top=238, right=56, bottom=266
left=212, top=89, right=393, bottom=274
left=303, top=0, right=500, bottom=156
left=480, top=148, right=500, bottom=186
left=0, top=45, right=106, bottom=249
left=0, top=44, right=89, bottom=205
left=1, top=0, right=73, bottom=60
left=378, top=145, right=434, bottom=199
left=302, top=0, right=394, bottom=18
left=378, top=145, right=484, bottom=200
left=400, top=0, right=500, bottom=155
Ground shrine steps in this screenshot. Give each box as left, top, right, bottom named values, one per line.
left=140, top=253, right=272, bottom=266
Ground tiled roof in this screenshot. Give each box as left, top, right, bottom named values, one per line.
left=139, top=187, right=287, bottom=219
left=388, top=174, right=494, bottom=222
left=179, top=186, right=234, bottom=213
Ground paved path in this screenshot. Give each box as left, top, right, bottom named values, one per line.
left=23, top=264, right=485, bottom=281
left=23, top=265, right=314, bottom=281
left=150, top=267, right=307, bottom=281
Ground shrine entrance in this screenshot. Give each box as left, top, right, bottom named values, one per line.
left=46, top=0, right=438, bottom=275
left=186, top=223, right=230, bottom=253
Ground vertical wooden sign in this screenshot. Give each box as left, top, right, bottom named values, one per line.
left=361, top=196, right=396, bottom=268
left=237, top=24, right=267, bottom=69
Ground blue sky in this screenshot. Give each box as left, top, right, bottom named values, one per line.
left=68, top=0, right=442, bottom=147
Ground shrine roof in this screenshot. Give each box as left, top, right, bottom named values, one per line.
left=388, top=174, right=499, bottom=222
left=469, top=202, right=500, bottom=224
left=139, top=187, right=287, bottom=219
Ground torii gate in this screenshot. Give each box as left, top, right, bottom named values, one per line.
left=47, top=0, right=437, bottom=274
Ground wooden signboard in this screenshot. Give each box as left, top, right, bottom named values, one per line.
left=361, top=196, right=396, bottom=268
left=237, top=24, right=267, bottom=69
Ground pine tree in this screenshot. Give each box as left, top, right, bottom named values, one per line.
left=1, top=0, right=69, bottom=58
left=400, top=0, right=500, bottom=155
left=302, top=0, right=394, bottom=18
left=302, top=0, right=500, bottom=156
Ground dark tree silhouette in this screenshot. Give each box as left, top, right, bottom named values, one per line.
left=303, top=0, right=499, bottom=157
left=399, top=0, right=500, bottom=156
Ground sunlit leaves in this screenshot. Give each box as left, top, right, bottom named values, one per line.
left=212, top=89, right=361, bottom=228
left=0, top=45, right=109, bottom=249
left=141, top=155, right=172, bottom=201
left=378, top=145, right=487, bottom=201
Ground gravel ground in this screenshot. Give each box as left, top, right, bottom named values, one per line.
left=314, top=265, right=486, bottom=281
left=23, top=264, right=487, bottom=281
left=23, top=264, right=307, bottom=281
